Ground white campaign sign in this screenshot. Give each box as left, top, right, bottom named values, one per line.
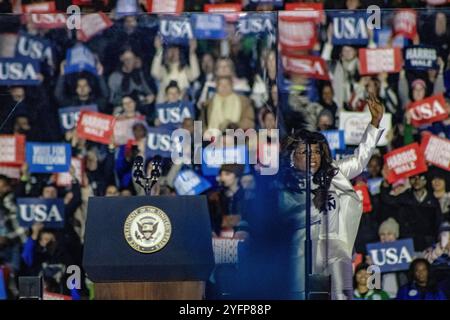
left=339, top=111, right=391, bottom=146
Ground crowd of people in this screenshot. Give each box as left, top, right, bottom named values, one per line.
left=0, top=0, right=450, bottom=300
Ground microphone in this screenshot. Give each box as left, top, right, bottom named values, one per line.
left=133, top=156, right=145, bottom=188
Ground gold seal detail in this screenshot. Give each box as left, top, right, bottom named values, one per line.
left=124, top=206, right=172, bottom=253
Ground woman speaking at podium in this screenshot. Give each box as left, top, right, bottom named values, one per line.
left=278, top=94, right=384, bottom=300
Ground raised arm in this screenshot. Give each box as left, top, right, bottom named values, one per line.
left=335, top=94, right=384, bottom=180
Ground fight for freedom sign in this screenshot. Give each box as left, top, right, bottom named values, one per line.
left=26, top=143, right=71, bottom=173
left=0, top=134, right=25, bottom=166
left=406, top=94, right=448, bottom=127
left=421, top=134, right=450, bottom=171
left=76, top=111, right=116, bottom=144
left=17, top=198, right=65, bottom=229
left=359, top=48, right=403, bottom=75
left=384, top=143, right=427, bottom=184
left=367, top=239, right=415, bottom=273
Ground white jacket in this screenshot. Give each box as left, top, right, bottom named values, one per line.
left=282, top=123, right=383, bottom=299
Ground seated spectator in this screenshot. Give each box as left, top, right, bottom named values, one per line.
left=109, top=48, right=155, bottom=107
left=151, top=36, right=200, bottom=103
left=396, top=258, right=446, bottom=300
left=353, top=263, right=390, bottom=300
left=201, top=76, right=255, bottom=137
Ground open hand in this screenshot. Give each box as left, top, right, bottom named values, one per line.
left=367, top=93, right=384, bottom=128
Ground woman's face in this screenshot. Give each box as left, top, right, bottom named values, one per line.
left=432, top=177, right=446, bottom=192
left=412, top=84, right=426, bottom=102
left=39, top=232, right=55, bottom=248
left=355, top=269, right=368, bottom=287
left=367, top=79, right=379, bottom=96
left=341, top=46, right=357, bottom=62
left=166, top=87, right=181, bottom=103
left=120, top=50, right=136, bottom=71
left=293, top=143, right=321, bottom=174
left=133, top=125, right=147, bottom=140
left=215, top=59, right=233, bottom=77
left=216, top=78, right=233, bottom=97
left=122, top=97, right=136, bottom=114
left=414, top=262, right=429, bottom=285
left=379, top=231, right=397, bottom=243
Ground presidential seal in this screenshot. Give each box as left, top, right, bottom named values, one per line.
left=124, top=206, right=172, bottom=253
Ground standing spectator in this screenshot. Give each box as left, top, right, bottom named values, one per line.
left=318, top=83, right=338, bottom=127
left=0, top=175, right=26, bottom=273
left=380, top=173, right=443, bottom=251
left=151, top=37, right=200, bottom=103
left=353, top=263, right=390, bottom=300
left=431, top=172, right=450, bottom=222
left=109, top=48, right=156, bottom=107
left=54, top=68, right=110, bottom=113
left=396, top=258, right=446, bottom=300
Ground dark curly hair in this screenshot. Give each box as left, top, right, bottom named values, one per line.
left=280, top=129, right=339, bottom=211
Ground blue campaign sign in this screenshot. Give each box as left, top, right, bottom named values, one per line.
left=367, top=238, right=415, bottom=273
left=331, top=11, right=369, bottom=46
left=58, top=104, right=98, bottom=132
left=404, top=45, right=438, bottom=71
left=146, top=127, right=177, bottom=159
left=374, top=28, right=407, bottom=48
left=191, top=14, right=227, bottom=40
left=159, top=16, right=193, bottom=46
left=64, top=44, right=97, bottom=76
left=173, top=169, right=212, bottom=195
left=26, top=143, right=71, bottom=173
left=0, top=57, right=40, bottom=86
left=322, top=130, right=345, bottom=157
left=202, top=145, right=251, bottom=176
left=17, top=198, right=65, bottom=229
left=237, top=13, right=275, bottom=36
left=249, top=0, right=284, bottom=5
left=156, top=101, right=195, bottom=129
left=0, top=268, right=6, bottom=300
left=15, top=31, right=53, bottom=67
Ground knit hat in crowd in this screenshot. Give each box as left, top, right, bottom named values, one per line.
left=378, top=218, right=400, bottom=238
left=411, top=78, right=427, bottom=90
left=219, top=164, right=245, bottom=178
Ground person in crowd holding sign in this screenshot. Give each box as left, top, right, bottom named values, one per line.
left=109, top=48, right=156, bottom=107
left=353, top=262, right=390, bottom=300
left=201, top=76, right=255, bottom=137
left=151, top=36, right=200, bottom=103
left=278, top=93, right=384, bottom=300
left=380, top=173, right=443, bottom=251
left=20, top=222, right=72, bottom=295
left=396, top=258, right=446, bottom=300
left=0, top=175, right=26, bottom=273
left=54, top=70, right=110, bottom=114
left=424, top=221, right=450, bottom=266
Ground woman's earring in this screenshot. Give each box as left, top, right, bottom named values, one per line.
left=290, top=151, right=295, bottom=168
